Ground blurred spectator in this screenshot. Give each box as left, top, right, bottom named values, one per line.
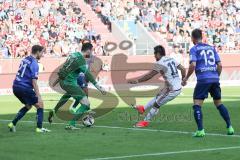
left=1, top=0, right=240, bottom=57
left=87, top=0, right=240, bottom=53
left=102, top=60, right=110, bottom=71
left=1, top=44, right=11, bottom=58
left=0, top=0, right=105, bottom=58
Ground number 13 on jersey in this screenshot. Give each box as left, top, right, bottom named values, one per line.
left=200, top=49, right=216, bottom=66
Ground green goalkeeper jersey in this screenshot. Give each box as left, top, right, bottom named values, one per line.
left=58, top=52, right=97, bottom=85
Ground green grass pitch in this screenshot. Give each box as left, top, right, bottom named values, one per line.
left=0, top=87, right=240, bottom=160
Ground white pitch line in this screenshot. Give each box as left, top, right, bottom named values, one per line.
left=0, top=95, right=239, bottom=102
left=0, top=119, right=65, bottom=125
left=0, top=119, right=239, bottom=138
left=93, top=125, right=240, bottom=138
left=84, top=146, right=240, bottom=160
left=179, top=95, right=240, bottom=97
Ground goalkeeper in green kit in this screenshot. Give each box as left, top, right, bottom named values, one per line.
left=48, top=43, right=106, bottom=129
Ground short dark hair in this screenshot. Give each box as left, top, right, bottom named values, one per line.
left=31, top=45, right=44, bottom=54
left=81, top=42, right=93, bottom=52
left=191, top=29, right=202, bottom=40
left=154, top=45, right=165, bottom=56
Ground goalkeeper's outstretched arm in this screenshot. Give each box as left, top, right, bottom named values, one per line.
left=85, top=69, right=106, bottom=95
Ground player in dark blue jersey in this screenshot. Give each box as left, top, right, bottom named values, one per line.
left=182, top=29, right=234, bottom=137
left=8, top=45, right=50, bottom=133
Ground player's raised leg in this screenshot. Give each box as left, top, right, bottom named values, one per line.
left=135, top=89, right=181, bottom=128
left=54, top=81, right=89, bottom=129
left=48, top=76, right=88, bottom=124
left=128, top=45, right=186, bottom=128
left=65, top=74, right=89, bottom=116
left=48, top=94, right=72, bottom=123
left=135, top=87, right=176, bottom=114
left=66, top=96, right=92, bottom=129
left=132, top=97, right=156, bottom=114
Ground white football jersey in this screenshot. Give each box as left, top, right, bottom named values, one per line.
left=153, top=56, right=182, bottom=91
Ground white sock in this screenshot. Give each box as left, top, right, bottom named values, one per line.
left=144, top=97, right=156, bottom=110
left=144, top=107, right=159, bottom=121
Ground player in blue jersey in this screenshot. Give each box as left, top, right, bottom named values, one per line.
left=182, top=29, right=234, bottom=137
left=8, top=45, right=50, bottom=133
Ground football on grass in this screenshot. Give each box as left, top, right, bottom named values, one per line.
left=82, top=115, right=94, bottom=127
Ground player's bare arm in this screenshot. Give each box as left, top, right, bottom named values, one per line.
left=182, top=62, right=196, bottom=86
left=32, top=79, right=43, bottom=107
left=52, top=78, right=60, bottom=87
left=90, top=65, right=98, bottom=74
left=85, top=69, right=106, bottom=95
left=217, top=62, right=222, bottom=76
left=128, top=70, right=158, bottom=84
left=177, top=64, right=186, bottom=80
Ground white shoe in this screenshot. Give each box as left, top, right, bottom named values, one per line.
left=65, top=125, right=80, bottom=130
left=36, top=128, right=51, bottom=133
left=8, top=122, right=16, bottom=132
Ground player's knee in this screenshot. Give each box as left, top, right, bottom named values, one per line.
left=83, top=88, right=88, bottom=96
left=38, top=105, right=44, bottom=109
left=192, top=104, right=201, bottom=110
left=214, top=99, right=222, bottom=107
left=153, top=102, right=161, bottom=108
left=34, top=102, right=44, bottom=109
left=25, top=105, right=32, bottom=110
left=193, top=99, right=203, bottom=106
left=80, top=96, right=90, bottom=106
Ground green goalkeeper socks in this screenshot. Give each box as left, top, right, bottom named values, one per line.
left=76, top=104, right=90, bottom=114
left=68, top=104, right=90, bottom=126
left=68, top=120, right=76, bottom=126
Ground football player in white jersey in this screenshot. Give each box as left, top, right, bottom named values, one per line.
left=128, top=45, right=186, bottom=127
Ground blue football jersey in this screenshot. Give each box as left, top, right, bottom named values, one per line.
left=189, top=43, right=221, bottom=83
left=13, top=56, right=39, bottom=89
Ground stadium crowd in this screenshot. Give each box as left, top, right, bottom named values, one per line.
left=0, top=0, right=104, bottom=58
left=87, top=0, right=240, bottom=53
left=1, top=0, right=240, bottom=58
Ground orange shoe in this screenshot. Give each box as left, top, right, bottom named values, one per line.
left=136, top=105, right=145, bottom=114
left=131, top=105, right=145, bottom=114
left=135, top=121, right=149, bottom=128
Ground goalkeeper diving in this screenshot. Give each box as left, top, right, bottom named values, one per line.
left=48, top=42, right=106, bottom=129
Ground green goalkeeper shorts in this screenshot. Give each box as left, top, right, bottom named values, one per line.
left=59, top=80, right=86, bottom=101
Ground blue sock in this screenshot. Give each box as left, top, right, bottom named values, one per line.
left=12, top=106, right=29, bottom=125
left=36, top=108, right=43, bottom=128
left=193, top=105, right=203, bottom=130
left=217, top=104, right=231, bottom=128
